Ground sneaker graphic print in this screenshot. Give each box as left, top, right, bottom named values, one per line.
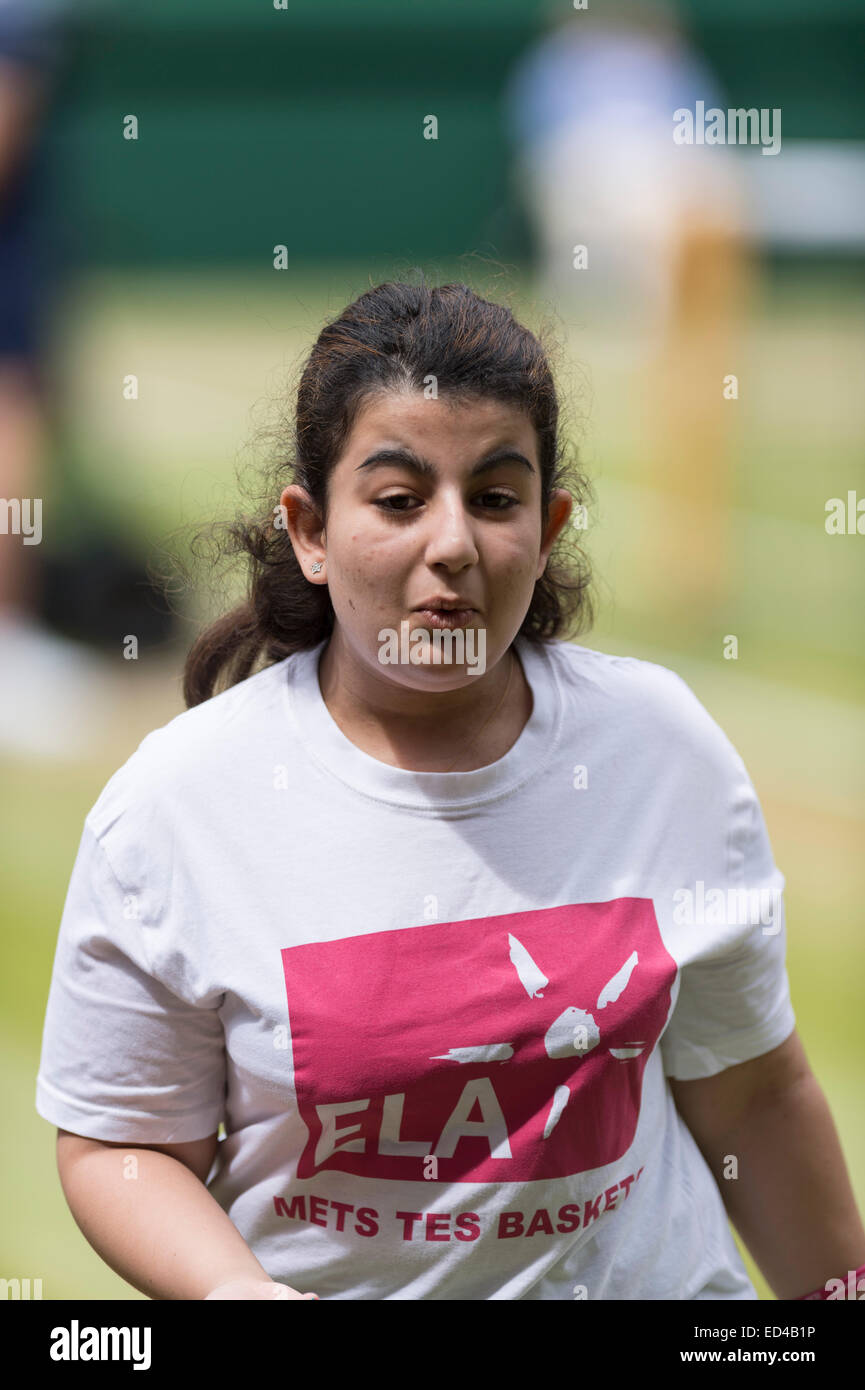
left=282, top=898, right=677, bottom=1183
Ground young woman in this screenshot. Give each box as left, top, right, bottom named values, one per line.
left=37, top=280, right=865, bottom=1301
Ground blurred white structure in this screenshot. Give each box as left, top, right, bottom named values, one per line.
left=741, top=141, right=865, bottom=250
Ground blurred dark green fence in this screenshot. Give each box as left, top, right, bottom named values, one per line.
left=35, top=0, right=865, bottom=268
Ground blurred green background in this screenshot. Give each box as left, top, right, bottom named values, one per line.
left=1, top=0, right=863, bottom=1299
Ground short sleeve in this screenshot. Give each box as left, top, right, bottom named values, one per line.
left=35, top=820, right=226, bottom=1143
left=660, top=770, right=797, bottom=1081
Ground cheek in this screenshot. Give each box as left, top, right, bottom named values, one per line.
left=494, top=518, right=541, bottom=565
left=333, top=534, right=409, bottom=594
left=493, top=542, right=538, bottom=590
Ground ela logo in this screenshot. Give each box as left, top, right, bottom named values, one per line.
left=281, top=899, right=676, bottom=1183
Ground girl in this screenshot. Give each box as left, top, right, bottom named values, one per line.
left=37, top=280, right=865, bottom=1300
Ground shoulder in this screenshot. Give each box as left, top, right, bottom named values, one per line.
left=84, top=657, right=292, bottom=844
left=542, top=637, right=703, bottom=715
left=540, top=638, right=748, bottom=782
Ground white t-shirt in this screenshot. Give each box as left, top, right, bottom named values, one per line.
left=35, top=635, right=796, bottom=1300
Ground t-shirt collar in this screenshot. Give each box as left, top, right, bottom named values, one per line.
left=283, top=632, right=563, bottom=810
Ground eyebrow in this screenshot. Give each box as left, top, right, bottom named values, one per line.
left=355, top=445, right=536, bottom=479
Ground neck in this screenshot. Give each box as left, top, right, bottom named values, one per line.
left=317, top=630, right=530, bottom=772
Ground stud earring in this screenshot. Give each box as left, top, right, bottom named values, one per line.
left=311, top=562, right=323, bottom=575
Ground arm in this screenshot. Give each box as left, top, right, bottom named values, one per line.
left=669, top=1030, right=865, bottom=1299
left=56, top=1128, right=313, bottom=1301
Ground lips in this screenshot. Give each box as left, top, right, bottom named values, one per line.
left=413, top=594, right=479, bottom=629
left=414, top=597, right=477, bottom=612
left=413, top=608, right=477, bottom=629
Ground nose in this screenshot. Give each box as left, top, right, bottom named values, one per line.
left=422, top=489, right=479, bottom=571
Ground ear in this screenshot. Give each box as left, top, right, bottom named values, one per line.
left=537, top=489, right=574, bottom=580
left=279, top=484, right=326, bottom=582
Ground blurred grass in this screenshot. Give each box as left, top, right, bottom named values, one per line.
left=2, top=260, right=863, bottom=1299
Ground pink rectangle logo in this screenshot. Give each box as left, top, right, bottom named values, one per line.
left=281, top=898, right=675, bottom=1183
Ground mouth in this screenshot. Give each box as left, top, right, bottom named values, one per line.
left=413, top=608, right=477, bottom=629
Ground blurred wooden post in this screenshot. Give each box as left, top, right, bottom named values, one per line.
left=636, top=222, right=753, bottom=625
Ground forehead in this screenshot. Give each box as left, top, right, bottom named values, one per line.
left=346, top=389, right=537, bottom=457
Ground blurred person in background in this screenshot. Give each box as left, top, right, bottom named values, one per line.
left=0, top=0, right=113, bottom=759
left=505, top=0, right=753, bottom=623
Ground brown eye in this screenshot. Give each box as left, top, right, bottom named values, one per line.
left=373, top=491, right=518, bottom=515
left=479, top=491, right=519, bottom=509
left=374, top=495, right=420, bottom=513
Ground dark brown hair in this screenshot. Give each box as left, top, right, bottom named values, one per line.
left=179, top=276, right=595, bottom=707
